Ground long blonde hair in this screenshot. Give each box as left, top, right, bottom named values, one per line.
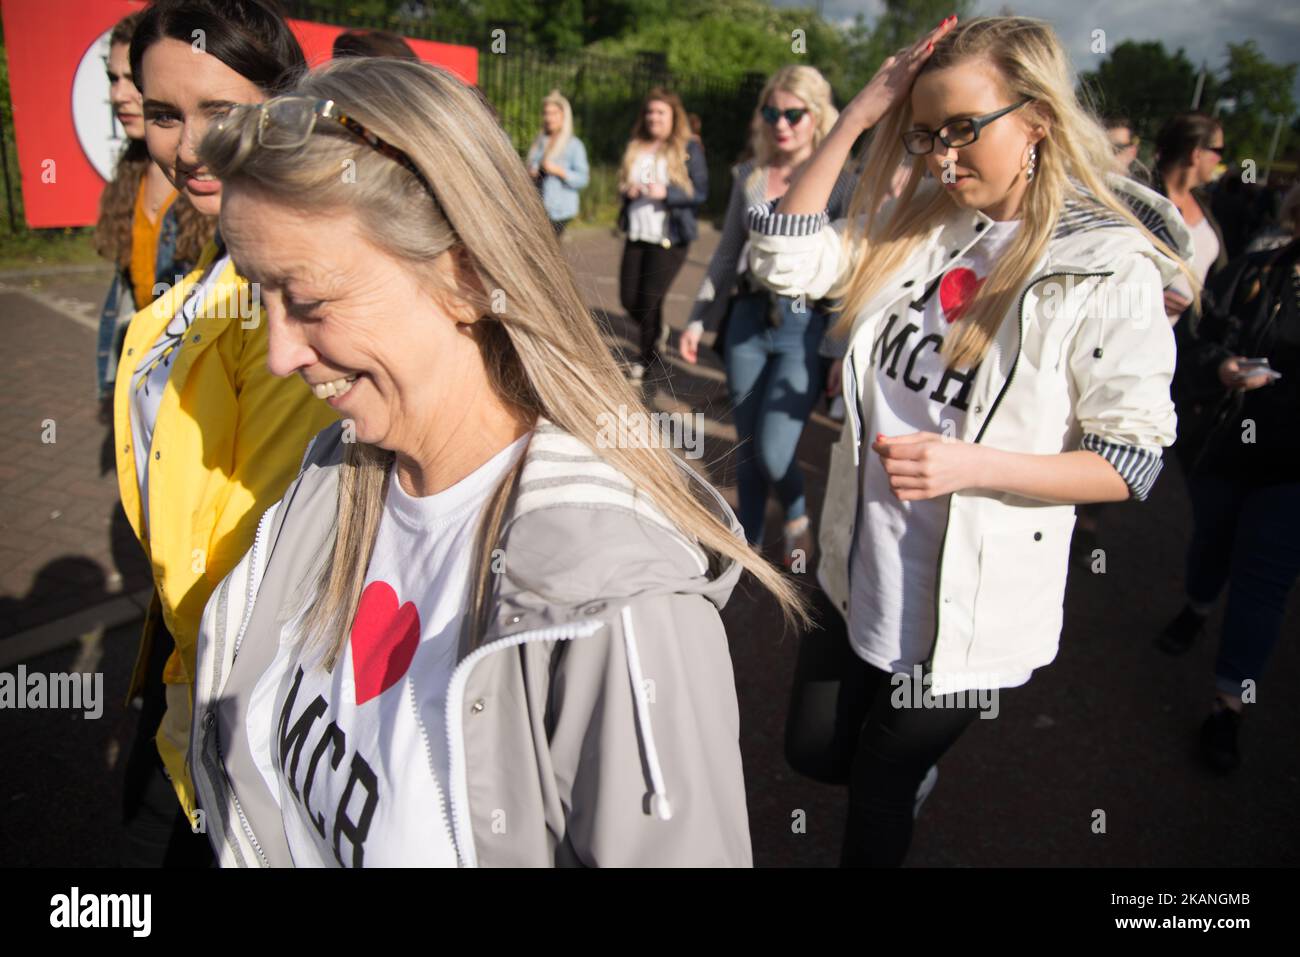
left=745, top=65, right=838, bottom=193
left=618, top=87, right=695, bottom=195
left=201, top=59, right=806, bottom=666
left=529, top=89, right=573, bottom=165
left=836, top=16, right=1196, bottom=369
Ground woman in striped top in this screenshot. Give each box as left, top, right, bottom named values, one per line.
left=679, top=66, right=856, bottom=564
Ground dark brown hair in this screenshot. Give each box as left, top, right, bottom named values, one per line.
left=332, top=29, right=418, bottom=60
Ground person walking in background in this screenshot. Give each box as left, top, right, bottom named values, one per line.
left=752, top=15, right=1193, bottom=867
left=191, top=58, right=806, bottom=867
left=1154, top=112, right=1229, bottom=325
left=1157, top=229, right=1300, bottom=774
left=678, top=66, right=855, bottom=563
left=113, top=0, right=336, bottom=867
left=92, top=10, right=211, bottom=424
left=525, top=90, right=589, bottom=236
left=617, top=88, right=708, bottom=384
left=332, top=28, right=418, bottom=60
left=1104, top=115, right=1147, bottom=182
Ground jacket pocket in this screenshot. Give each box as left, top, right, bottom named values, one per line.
left=967, top=512, right=1076, bottom=670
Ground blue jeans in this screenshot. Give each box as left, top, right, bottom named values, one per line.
left=1185, top=474, right=1300, bottom=699
left=723, top=293, right=828, bottom=545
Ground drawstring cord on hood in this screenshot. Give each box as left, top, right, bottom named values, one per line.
left=620, top=604, right=674, bottom=821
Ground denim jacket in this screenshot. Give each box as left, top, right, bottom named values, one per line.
left=526, top=135, right=590, bottom=223
left=95, top=202, right=190, bottom=398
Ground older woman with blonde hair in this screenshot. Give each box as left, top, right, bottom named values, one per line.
left=189, top=57, right=805, bottom=867
left=680, top=65, right=853, bottom=563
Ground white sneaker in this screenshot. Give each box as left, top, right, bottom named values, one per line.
left=913, top=764, right=938, bottom=819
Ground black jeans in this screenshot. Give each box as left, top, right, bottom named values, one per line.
left=1184, top=473, right=1300, bottom=699
left=785, top=587, right=992, bottom=867
left=120, top=620, right=214, bottom=867
left=618, top=239, right=689, bottom=367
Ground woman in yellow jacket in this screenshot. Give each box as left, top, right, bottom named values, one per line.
left=113, top=0, right=335, bottom=866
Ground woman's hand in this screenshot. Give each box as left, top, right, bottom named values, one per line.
left=1219, top=356, right=1276, bottom=392
left=679, top=325, right=702, bottom=364
left=1164, top=289, right=1191, bottom=321
left=841, top=15, right=958, bottom=135
left=542, top=160, right=567, bottom=180
left=873, top=431, right=984, bottom=501
left=825, top=358, right=843, bottom=397
left=646, top=181, right=668, bottom=200
left=622, top=182, right=642, bottom=199
left=528, top=164, right=541, bottom=180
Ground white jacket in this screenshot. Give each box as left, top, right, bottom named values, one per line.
left=747, top=176, right=1192, bottom=690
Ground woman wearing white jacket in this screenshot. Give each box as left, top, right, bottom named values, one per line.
left=747, top=15, right=1194, bottom=866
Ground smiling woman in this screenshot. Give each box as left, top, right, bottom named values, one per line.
left=188, top=57, right=807, bottom=868
left=110, top=0, right=337, bottom=868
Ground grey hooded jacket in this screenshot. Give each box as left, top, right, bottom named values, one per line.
left=189, top=420, right=753, bottom=867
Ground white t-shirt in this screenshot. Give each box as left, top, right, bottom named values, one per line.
left=129, top=253, right=231, bottom=535
left=626, top=150, right=670, bottom=244
left=848, top=220, right=1032, bottom=694
left=246, top=432, right=531, bottom=868
left=1168, top=214, right=1221, bottom=301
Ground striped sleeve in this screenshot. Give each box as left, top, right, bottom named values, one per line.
left=747, top=198, right=829, bottom=237
left=1080, top=433, right=1164, bottom=501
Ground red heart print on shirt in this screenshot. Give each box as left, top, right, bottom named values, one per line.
left=351, top=581, right=421, bottom=705
left=939, top=267, right=984, bottom=323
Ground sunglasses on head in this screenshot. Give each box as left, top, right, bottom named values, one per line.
left=221, top=95, right=446, bottom=218
left=761, top=106, right=809, bottom=126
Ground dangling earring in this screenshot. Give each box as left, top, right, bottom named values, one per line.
left=1025, top=144, right=1038, bottom=182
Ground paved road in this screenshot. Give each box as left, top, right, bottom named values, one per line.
left=1, top=227, right=1296, bottom=867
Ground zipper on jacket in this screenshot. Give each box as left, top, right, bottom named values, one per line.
left=443, top=619, right=605, bottom=868
left=407, top=681, right=460, bottom=863
left=233, top=505, right=276, bottom=657
left=201, top=710, right=270, bottom=867
left=924, top=270, right=1113, bottom=675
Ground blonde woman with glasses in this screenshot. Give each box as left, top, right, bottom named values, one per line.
left=189, top=58, right=805, bottom=868
left=749, top=15, right=1195, bottom=866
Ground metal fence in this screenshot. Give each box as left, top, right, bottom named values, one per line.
left=0, top=3, right=763, bottom=235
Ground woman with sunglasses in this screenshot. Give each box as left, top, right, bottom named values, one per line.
left=679, top=66, right=854, bottom=564
left=748, top=16, right=1194, bottom=865
left=1153, top=112, right=1229, bottom=325
left=188, top=58, right=806, bottom=867
left=616, top=88, right=708, bottom=384
left=113, top=0, right=336, bottom=866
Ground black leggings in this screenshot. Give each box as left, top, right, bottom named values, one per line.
left=120, top=620, right=214, bottom=867
left=785, top=587, right=993, bottom=867
left=619, top=239, right=689, bottom=367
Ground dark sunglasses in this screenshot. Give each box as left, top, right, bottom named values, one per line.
left=1204, top=142, right=1227, bottom=157
left=761, top=106, right=809, bottom=127
left=222, top=95, right=445, bottom=217
left=902, top=99, right=1032, bottom=156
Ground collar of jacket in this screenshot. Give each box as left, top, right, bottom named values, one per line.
left=282, top=418, right=743, bottom=659
left=857, top=173, right=1192, bottom=322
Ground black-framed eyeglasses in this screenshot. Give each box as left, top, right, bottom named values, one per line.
left=225, top=95, right=444, bottom=215
left=901, top=99, right=1032, bottom=156
left=761, top=106, right=808, bottom=126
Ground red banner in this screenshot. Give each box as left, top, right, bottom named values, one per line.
left=1, top=0, right=478, bottom=227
